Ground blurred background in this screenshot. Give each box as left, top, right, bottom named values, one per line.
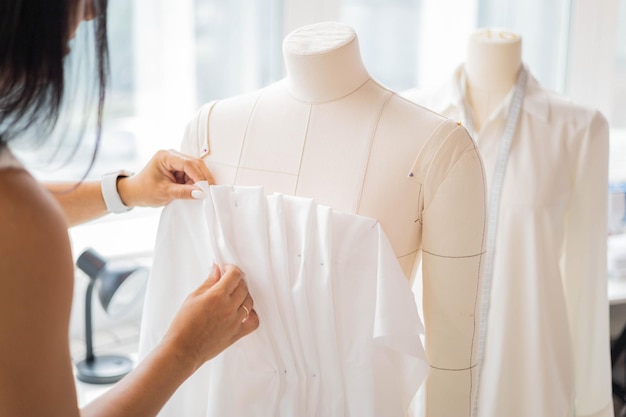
left=11, top=0, right=625, bottom=404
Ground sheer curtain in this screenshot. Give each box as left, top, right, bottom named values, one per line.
left=17, top=0, right=621, bottom=269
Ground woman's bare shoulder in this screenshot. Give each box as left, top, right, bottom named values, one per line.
left=0, top=168, right=73, bottom=282
left=0, top=168, right=79, bottom=416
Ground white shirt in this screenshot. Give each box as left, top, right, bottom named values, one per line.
left=404, top=65, right=612, bottom=417
left=139, top=184, right=428, bottom=417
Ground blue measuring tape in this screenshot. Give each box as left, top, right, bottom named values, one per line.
left=461, top=67, right=528, bottom=417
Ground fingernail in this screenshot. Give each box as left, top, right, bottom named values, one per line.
left=191, top=189, right=206, bottom=199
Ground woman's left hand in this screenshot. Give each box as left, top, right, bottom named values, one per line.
left=117, top=149, right=214, bottom=208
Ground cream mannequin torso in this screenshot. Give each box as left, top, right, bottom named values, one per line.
left=181, top=22, right=487, bottom=416
left=401, top=27, right=612, bottom=417
left=464, top=28, right=522, bottom=133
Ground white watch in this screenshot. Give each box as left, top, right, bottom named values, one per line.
left=101, top=170, right=133, bottom=213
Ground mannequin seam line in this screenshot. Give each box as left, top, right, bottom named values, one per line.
left=233, top=93, right=263, bottom=185
left=422, top=249, right=486, bottom=258
left=293, top=104, right=313, bottom=195
left=421, top=124, right=475, bottom=214
left=421, top=145, right=483, bottom=218
left=430, top=363, right=478, bottom=371
left=397, top=249, right=419, bottom=259
left=200, top=101, right=217, bottom=156
left=407, top=119, right=450, bottom=182
left=356, top=90, right=394, bottom=212
left=287, top=78, right=373, bottom=105
left=200, top=160, right=301, bottom=177
left=395, top=91, right=450, bottom=120
left=233, top=166, right=299, bottom=177
left=470, top=136, right=488, bottom=417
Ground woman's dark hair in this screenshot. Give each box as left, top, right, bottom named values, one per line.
left=0, top=0, right=109, bottom=159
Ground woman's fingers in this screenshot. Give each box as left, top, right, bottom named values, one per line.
left=238, top=308, right=259, bottom=336
left=162, top=263, right=259, bottom=369
left=239, top=294, right=254, bottom=322
left=163, top=149, right=215, bottom=185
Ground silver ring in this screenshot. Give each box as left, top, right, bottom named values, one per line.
left=242, top=305, right=250, bottom=319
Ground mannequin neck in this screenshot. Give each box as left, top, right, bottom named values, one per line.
left=464, top=28, right=522, bottom=132
left=283, top=22, right=371, bottom=103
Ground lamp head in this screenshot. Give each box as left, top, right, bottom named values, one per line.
left=76, top=249, right=107, bottom=282
left=77, top=248, right=148, bottom=317
left=98, top=262, right=149, bottom=317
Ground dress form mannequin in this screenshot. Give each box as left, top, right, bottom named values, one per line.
left=176, top=22, right=487, bottom=416
left=464, top=28, right=522, bottom=133
left=404, top=28, right=613, bottom=417
left=282, top=24, right=369, bottom=102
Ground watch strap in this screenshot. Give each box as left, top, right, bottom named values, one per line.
left=101, top=170, right=133, bottom=213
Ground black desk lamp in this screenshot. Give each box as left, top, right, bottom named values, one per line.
left=75, top=248, right=149, bottom=384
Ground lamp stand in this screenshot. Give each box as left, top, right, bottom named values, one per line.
left=75, top=279, right=133, bottom=384
left=75, top=355, right=134, bottom=385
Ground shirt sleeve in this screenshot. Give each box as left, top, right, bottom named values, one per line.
left=418, top=121, right=488, bottom=416
left=561, top=110, right=613, bottom=417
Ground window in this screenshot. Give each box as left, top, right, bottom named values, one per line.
left=477, top=0, right=571, bottom=91
left=193, top=0, right=284, bottom=102
left=611, top=0, right=626, bottom=130
left=340, top=0, right=422, bottom=91
left=567, top=0, right=623, bottom=127
left=609, top=0, right=626, bottom=190
left=12, top=0, right=625, bottom=251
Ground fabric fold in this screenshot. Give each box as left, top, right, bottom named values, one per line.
left=139, top=184, right=428, bottom=417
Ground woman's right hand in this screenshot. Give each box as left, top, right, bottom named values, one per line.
left=160, top=264, right=259, bottom=372
left=80, top=265, right=258, bottom=417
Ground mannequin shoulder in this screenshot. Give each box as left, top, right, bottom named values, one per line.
left=379, top=93, right=451, bottom=134
left=410, top=118, right=480, bottom=175
left=380, top=94, right=475, bottom=149
left=179, top=89, right=266, bottom=155
left=211, top=79, right=292, bottom=117
left=212, top=88, right=267, bottom=115
left=183, top=88, right=267, bottom=132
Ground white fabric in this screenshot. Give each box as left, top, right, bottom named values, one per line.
left=403, top=65, right=612, bottom=417
left=139, top=183, right=428, bottom=417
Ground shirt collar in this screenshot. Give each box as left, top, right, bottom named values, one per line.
left=431, top=63, right=550, bottom=124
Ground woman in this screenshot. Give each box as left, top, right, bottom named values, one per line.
left=0, top=1, right=259, bottom=416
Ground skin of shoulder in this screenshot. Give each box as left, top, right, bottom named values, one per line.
left=0, top=168, right=80, bottom=417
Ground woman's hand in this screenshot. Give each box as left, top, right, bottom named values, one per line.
left=117, top=149, right=214, bottom=208
left=82, top=264, right=259, bottom=417
left=160, top=264, right=259, bottom=372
